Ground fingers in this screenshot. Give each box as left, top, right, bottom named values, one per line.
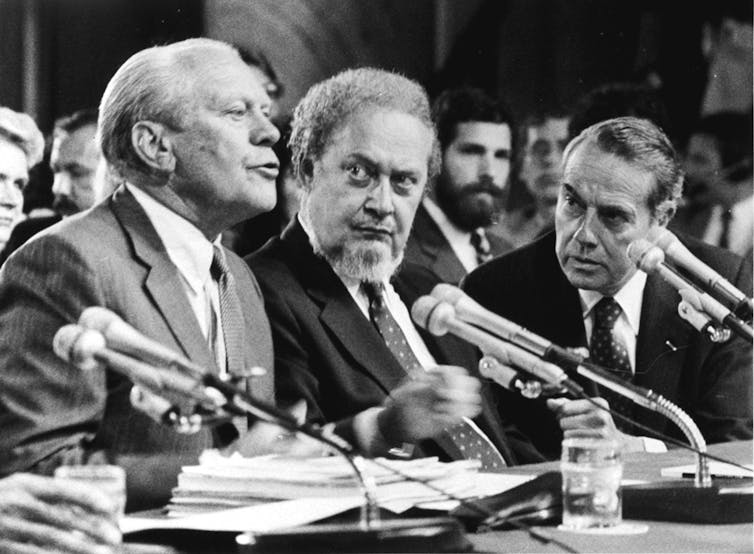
left=547, top=397, right=617, bottom=438
left=425, top=365, right=481, bottom=419
left=7, top=473, right=115, bottom=517
left=0, top=511, right=115, bottom=554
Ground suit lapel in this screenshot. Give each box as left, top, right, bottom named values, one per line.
left=110, top=187, right=216, bottom=370
left=282, top=221, right=409, bottom=394
left=412, top=205, right=467, bottom=284
left=634, top=272, right=692, bottom=429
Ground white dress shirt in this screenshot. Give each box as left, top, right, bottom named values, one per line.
left=127, top=183, right=227, bottom=371
left=422, top=197, right=481, bottom=272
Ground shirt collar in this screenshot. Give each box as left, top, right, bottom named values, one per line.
left=127, top=183, right=219, bottom=295
left=579, top=269, right=647, bottom=336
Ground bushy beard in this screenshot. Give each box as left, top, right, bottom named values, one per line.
left=309, top=227, right=403, bottom=284
left=434, top=174, right=505, bottom=231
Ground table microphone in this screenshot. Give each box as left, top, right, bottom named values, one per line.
left=628, top=239, right=753, bottom=341
left=54, top=317, right=473, bottom=553
left=654, top=229, right=753, bottom=320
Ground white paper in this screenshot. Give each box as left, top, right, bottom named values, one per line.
left=121, top=496, right=363, bottom=535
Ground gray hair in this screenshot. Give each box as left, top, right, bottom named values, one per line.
left=98, top=38, right=241, bottom=180
left=563, top=116, right=683, bottom=222
left=0, top=106, right=44, bottom=168
left=289, top=67, right=439, bottom=184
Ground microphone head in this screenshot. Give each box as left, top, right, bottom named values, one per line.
left=79, top=306, right=122, bottom=333
left=627, top=239, right=665, bottom=273
left=53, top=324, right=105, bottom=371
left=411, top=296, right=455, bottom=336
left=653, top=228, right=678, bottom=251
left=430, top=283, right=465, bottom=306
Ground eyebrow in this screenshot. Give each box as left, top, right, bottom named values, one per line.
left=346, top=152, right=424, bottom=177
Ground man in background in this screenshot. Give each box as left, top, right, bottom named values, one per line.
left=405, top=87, right=513, bottom=285
left=0, top=107, right=44, bottom=253
left=1, top=109, right=102, bottom=263
left=494, top=110, right=570, bottom=248
left=0, top=38, right=280, bottom=510
left=464, top=117, right=752, bottom=460
left=672, top=111, right=753, bottom=257
left=249, top=69, right=539, bottom=468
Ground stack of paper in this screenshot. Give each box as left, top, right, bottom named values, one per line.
left=167, top=451, right=492, bottom=517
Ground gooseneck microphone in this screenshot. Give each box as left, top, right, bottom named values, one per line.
left=628, top=239, right=753, bottom=342
left=654, top=229, right=753, bottom=321
left=411, top=296, right=583, bottom=397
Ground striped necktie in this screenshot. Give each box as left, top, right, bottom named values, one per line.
left=363, top=282, right=506, bottom=471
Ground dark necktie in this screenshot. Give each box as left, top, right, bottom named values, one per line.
left=363, top=282, right=506, bottom=471
left=210, top=246, right=244, bottom=377
left=470, top=228, right=493, bottom=266
left=719, top=209, right=733, bottom=250
left=589, top=297, right=634, bottom=432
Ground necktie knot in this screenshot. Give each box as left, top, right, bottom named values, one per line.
left=593, top=296, right=622, bottom=330
left=211, top=246, right=230, bottom=280
left=470, top=228, right=492, bottom=265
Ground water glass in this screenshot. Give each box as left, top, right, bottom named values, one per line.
left=561, top=438, right=622, bottom=530
left=54, top=464, right=127, bottom=521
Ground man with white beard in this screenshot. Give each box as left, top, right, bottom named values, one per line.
left=247, top=68, right=541, bottom=467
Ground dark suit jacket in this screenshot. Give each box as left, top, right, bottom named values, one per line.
left=246, top=218, right=543, bottom=465
left=0, top=186, right=274, bottom=509
left=0, top=214, right=62, bottom=265
left=405, top=203, right=512, bottom=285
left=462, top=231, right=753, bottom=460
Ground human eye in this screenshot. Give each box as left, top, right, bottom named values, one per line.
left=225, top=104, right=248, bottom=119
left=345, top=162, right=373, bottom=185
left=392, top=173, right=420, bottom=195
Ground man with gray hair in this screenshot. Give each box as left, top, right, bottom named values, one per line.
left=0, top=38, right=280, bottom=511
left=463, top=116, right=752, bottom=460
left=0, top=106, right=44, bottom=252
left=248, top=68, right=540, bottom=467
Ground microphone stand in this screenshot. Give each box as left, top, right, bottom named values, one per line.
left=167, top=373, right=472, bottom=553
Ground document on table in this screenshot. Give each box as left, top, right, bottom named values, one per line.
left=122, top=497, right=364, bottom=535
left=122, top=471, right=537, bottom=535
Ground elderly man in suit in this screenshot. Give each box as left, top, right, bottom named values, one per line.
left=0, top=38, right=280, bottom=511
left=463, top=116, right=752, bottom=460
left=248, top=69, right=541, bottom=468
left=404, top=87, right=513, bottom=285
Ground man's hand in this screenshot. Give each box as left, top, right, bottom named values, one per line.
left=547, top=397, right=645, bottom=452
left=377, top=365, right=482, bottom=444
left=0, top=473, right=121, bottom=554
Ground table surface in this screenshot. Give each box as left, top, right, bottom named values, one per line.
left=124, top=440, right=753, bottom=554
left=470, top=440, right=753, bottom=553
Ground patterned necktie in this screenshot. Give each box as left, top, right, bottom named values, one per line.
left=363, top=282, right=506, bottom=471
left=210, top=246, right=244, bottom=377
left=589, top=297, right=634, bottom=432
left=470, top=228, right=493, bottom=265
left=719, top=209, right=733, bottom=250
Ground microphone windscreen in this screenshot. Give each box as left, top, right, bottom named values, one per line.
left=79, top=306, right=120, bottom=333
left=53, top=324, right=105, bottom=371
left=430, top=283, right=465, bottom=305
left=411, top=295, right=440, bottom=330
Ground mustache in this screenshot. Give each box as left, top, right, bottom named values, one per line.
left=53, top=196, right=80, bottom=215
left=460, top=178, right=505, bottom=198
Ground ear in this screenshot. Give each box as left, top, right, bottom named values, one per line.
left=654, top=200, right=676, bottom=227
left=300, top=158, right=315, bottom=188
left=131, top=121, right=176, bottom=174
